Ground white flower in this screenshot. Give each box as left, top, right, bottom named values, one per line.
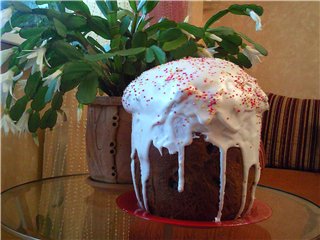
left=207, top=47, right=218, bottom=55
left=1, top=7, right=13, bottom=28
left=0, top=47, right=16, bottom=67
left=77, top=104, right=83, bottom=122
left=0, top=69, right=23, bottom=101
left=42, top=68, right=63, bottom=94
left=197, top=47, right=213, bottom=58
left=0, top=113, right=19, bottom=136
left=181, top=29, right=195, bottom=40
left=249, top=10, right=262, bottom=31
left=32, top=133, right=39, bottom=147
left=207, top=33, right=222, bottom=42
left=242, top=45, right=263, bottom=65
left=183, top=16, right=189, bottom=23
left=16, top=110, right=30, bottom=134
left=19, top=41, right=50, bottom=76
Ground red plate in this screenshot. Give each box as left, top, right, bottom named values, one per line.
left=116, top=191, right=272, bottom=228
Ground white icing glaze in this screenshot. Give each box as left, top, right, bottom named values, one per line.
left=122, top=57, right=269, bottom=222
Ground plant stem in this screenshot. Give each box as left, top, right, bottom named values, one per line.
left=131, top=12, right=139, bottom=35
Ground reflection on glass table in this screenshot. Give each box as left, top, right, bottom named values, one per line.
left=2, top=174, right=319, bottom=240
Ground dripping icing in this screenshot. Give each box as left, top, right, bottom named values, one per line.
left=123, top=57, right=269, bottom=221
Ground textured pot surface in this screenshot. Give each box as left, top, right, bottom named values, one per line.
left=86, top=96, right=132, bottom=183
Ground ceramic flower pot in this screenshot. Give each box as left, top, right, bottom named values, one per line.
left=86, top=96, right=132, bottom=183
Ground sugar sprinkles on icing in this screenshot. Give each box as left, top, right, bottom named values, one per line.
left=122, top=57, right=269, bottom=222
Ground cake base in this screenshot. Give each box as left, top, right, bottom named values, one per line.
left=133, top=135, right=258, bottom=221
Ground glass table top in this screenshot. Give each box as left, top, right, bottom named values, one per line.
left=2, top=174, right=319, bottom=240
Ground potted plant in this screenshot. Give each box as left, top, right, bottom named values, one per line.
left=0, top=1, right=267, bottom=183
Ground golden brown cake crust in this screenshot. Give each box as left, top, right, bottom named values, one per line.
left=134, top=135, right=259, bottom=221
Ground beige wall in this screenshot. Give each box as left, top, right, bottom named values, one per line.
left=203, top=1, right=320, bottom=99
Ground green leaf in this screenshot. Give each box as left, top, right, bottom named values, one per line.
left=228, top=4, right=263, bottom=16
left=120, top=16, right=131, bottom=34
left=9, top=96, right=29, bottom=121
left=96, top=0, right=109, bottom=18
left=62, top=1, right=90, bottom=16
left=11, top=2, right=32, bottom=13
left=237, top=53, right=252, bottom=68
left=158, top=28, right=182, bottom=42
left=88, top=16, right=112, bottom=40
left=207, top=26, right=235, bottom=36
left=150, top=45, right=166, bottom=64
left=219, top=39, right=239, bottom=55
left=204, top=9, right=229, bottom=30
left=132, top=31, right=147, bottom=47
left=53, top=18, right=67, bottom=38
left=116, top=47, right=146, bottom=56
left=60, top=61, right=93, bottom=92
left=123, top=61, right=137, bottom=76
left=238, top=32, right=268, bottom=56
left=129, top=0, right=138, bottom=13
left=65, top=15, right=87, bottom=30
left=31, top=87, right=49, bottom=111
left=51, top=92, right=63, bottom=110
left=76, top=72, right=99, bottom=104
left=106, top=0, right=118, bottom=11
left=145, top=20, right=176, bottom=33
left=40, top=109, right=58, bottom=129
left=142, top=1, right=159, bottom=14
left=171, top=40, right=198, bottom=59
left=145, top=48, right=155, bottom=63
left=137, top=0, right=147, bottom=11
left=178, top=23, right=204, bottom=38
left=87, top=36, right=106, bottom=53
left=162, top=35, right=187, bottom=51
left=28, top=111, right=40, bottom=133
left=85, top=52, right=115, bottom=61
left=19, top=27, right=46, bottom=39
left=25, top=72, right=42, bottom=99
left=51, top=40, right=83, bottom=60
left=224, top=34, right=242, bottom=46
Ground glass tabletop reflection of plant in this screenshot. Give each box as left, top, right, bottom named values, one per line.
left=0, top=1, right=267, bottom=143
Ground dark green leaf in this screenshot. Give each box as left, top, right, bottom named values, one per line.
left=150, top=45, right=166, bottom=64
left=51, top=92, right=63, bottom=110
left=53, top=18, right=67, bottom=38
left=60, top=61, right=93, bottom=92
left=224, top=34, right=242, bottom=46
left=129, top=0, right=138, bottom=13
left=25, top=72, right=41, bottom=99
left=132, top=31, right=147, bottom=47
left=123, top=61, right=136, bottom=75
left=158, top=28, right=182, bottom=42
left=162, top=35, right=187, bottom=51
left=207, top=26, right=235, bottom=36
left=51, top=40, right=83, bottom=60
left=238, top=32, right=268, bottom=56
left=145, top=48, right=155, bottom=63
left=88, top=16, right=112, bottom=40
left=87, top=36, right=106, bottom=52
left=117, top=9, right=134, bottom=19
left=31, top=87, right=48, bottom=111
left=96, top=0, right=109, bottom=18
left=28, top=111, right=40, bottom=133
left=40, top=109, right=58, bottom=129
left=171, top=40, right=198, bottom=59
left=145, top=20, right=176, bottom=33
left=106, top=0, right=118, bottom=11
left=65, top=15, right=87, bottom=30
left=237, top=53, right=252, bottom=68
left=142, top=1, right=159, bottom=14
left=19, top=27, right=46, bottom=39
left=178, top=23, right=204, bottom=38
left=204, top=9, right=229, bottom=29
left=219, top=39, right=239, bottom=55
left=120, top=15, right=131, bottom=34
left=9, top=96, right=28, bottom=121
left=116, top=47, right=146, bottom=56
left=76, top=72, right=99, bottom=104
left=62, top=1, right=90, bottom=16
left=19, top=35, right=40, bottom=53
left=85, top=52, right=115, bottom=61
left=228, top=4, right=263, bottom=16
left=11, top=2, right=32, bottom=13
